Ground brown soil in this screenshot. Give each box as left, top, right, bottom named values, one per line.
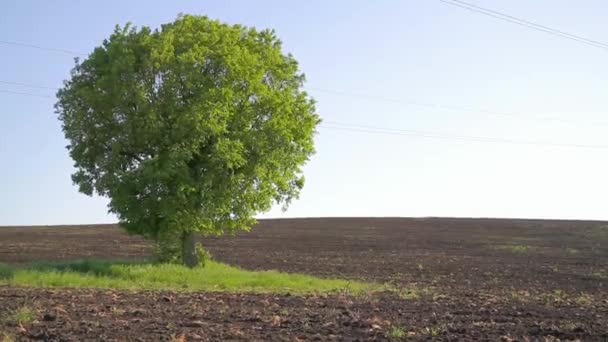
left=1, top=217, right=607, bottom=341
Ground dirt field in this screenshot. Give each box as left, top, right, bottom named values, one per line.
left=1, top=218, right=607, bottom=341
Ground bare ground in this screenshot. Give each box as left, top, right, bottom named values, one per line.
left=1, top=217, right=607, bottom=341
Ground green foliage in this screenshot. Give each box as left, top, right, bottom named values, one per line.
left=0, top=263, right=14, bottom=280
left=566, top=247, right=580, bottom=255
left=575, top=293, right=593, bottom=305
left=0, top=259, right=376, bottom=295
left=195, top=244, right=212, bottom=267
left=9, top=306, right=34, bottom=325
left=395, top=285, right=434, bottom=300
left=153, top=231, right=184, bottom=264
left=26, top=259, right=139, bottom=276
left=577, top=225, right=608, bottom=239
left=424, top=326, right=442, bottom=337
left=55, top=15, right=320, bottom=265
left=389, top=325, right=407, bottom=338
left=1, top=331, right=15, bottom=342
left=498, top=244, right=531, bottom=253
left=509, top=245, right=531, bottom=253
left=152, top=231, right=212, bottom=266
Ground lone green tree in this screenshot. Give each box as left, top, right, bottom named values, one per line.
left=55, top=15, right=320, bottom=267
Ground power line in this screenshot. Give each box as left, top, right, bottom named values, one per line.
left=0, top=35, right=604, bottom=150
left=0, top=40, right=87, bottom=56
left=1, top=77, right=606, bottom=128
left=0, top=33, right=603, bottom=126
left=447, top=0, right=608, bottom=49
left=1, top=81, right=604, bottom=149
left=439, top=0, right=608, bottom=51
left=0, top=89, right=53, bottom=98
left=310, top=87, right=608, bottom=127
left=3, top=81, right=602, bottom=127
left=321, top=121, right=608, bottom=149
left=0, top=80, right=58, bottom=90
left=1, top=79, right=607, bottom=127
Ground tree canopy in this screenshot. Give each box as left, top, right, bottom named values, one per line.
left=55, top=15, right=320, bottom=266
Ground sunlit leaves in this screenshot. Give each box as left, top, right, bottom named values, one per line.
left=56, top=15, right=319, bottom=241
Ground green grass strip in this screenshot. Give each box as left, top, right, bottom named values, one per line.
left=0, top=259, right=377, bottom=295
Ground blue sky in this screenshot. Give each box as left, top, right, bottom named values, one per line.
left=1, top=0, right=608, bottom=225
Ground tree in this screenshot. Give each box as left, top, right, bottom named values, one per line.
left=55, top=15, right=320, bottom=267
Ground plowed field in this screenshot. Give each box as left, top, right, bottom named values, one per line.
left=1, top=218, right=607, bottom=341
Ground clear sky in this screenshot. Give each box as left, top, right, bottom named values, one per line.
left=1, top=0, right=608, bottom=225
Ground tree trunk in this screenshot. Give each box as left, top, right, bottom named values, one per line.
left=181, top=231, right=199, bottom=268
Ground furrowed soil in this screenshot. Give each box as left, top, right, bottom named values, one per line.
left=1, top=218, right=607, bottom=341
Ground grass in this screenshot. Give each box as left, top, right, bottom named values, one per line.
left=0, top=332, right=15, bottom=342
left=498, top=244, right=532, bottom=253
left=508, top=244, right=531, bottom=253
left=510, top=290, right=531, bottom=302
left=8, top=306, right=34, bottom=325
left=537, top=289, right=595, bottom=306
left=0, top=259, right=378, bottom=295
left=423, top=325, right=442, bottom=337
left=574, top=293, right=594, bottom=306
left=0, top=306, right=34, bottom=342
left=389, top=325, right=407, bottom=338
left=395, top=285, right=435, bottom=300
left=577, top=225, right=608, bottom=239
left=0, top=263, right=13, bottom=280
left=507, top=289, right=596, bottom=307
left=565, top=247, right=580, bottom=255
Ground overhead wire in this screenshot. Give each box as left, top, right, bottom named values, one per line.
left=0, top=80, right=59, bottom=90
left=3, top=81, right=605, bottom=127
left=310, top=87, right=608, bottom=127
left=439, top=0, right=608, bottom=51
left=0, top=39, right=87, bottom=56
left=321, top=121, right=608, bottom=149
left=0, top=89, right=53, bottom=98
left=1, top=29, right=607, bottom=149
left=447, top=0, right=608, bottom=49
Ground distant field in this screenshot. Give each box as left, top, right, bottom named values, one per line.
left=1, top=218, right=607, bottom=340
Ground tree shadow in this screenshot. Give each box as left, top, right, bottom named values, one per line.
left=0, top=262, right=14, bottom=280
left=24, top=258, right=154, bottom=278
